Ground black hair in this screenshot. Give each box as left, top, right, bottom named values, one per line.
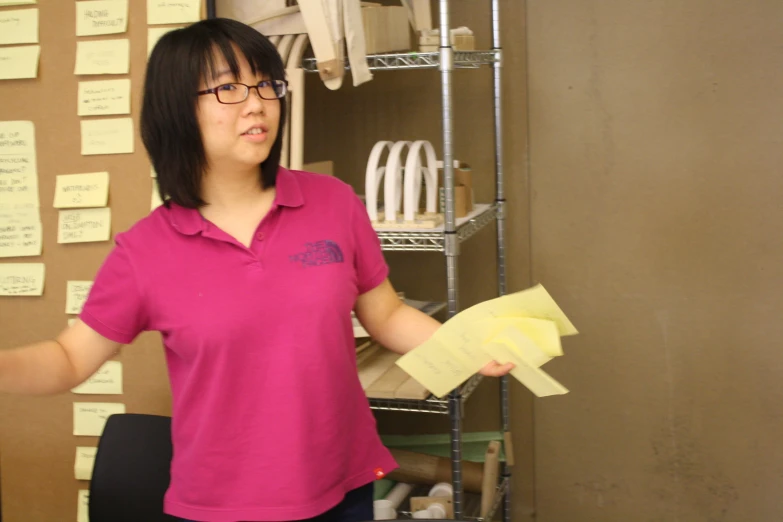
left=141, top=18, right=287, bottom=208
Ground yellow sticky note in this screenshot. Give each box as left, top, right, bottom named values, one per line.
left=77, top=490, right=90, bottom=522
left=395, top=336, right=476, bottom=398
left=72, top=361, right=123, bottom=395
left=0, top=262, right=44, bottom=296
left=54, top=172, right=109, bottom=208
left=0, top=45, right=39, bottom=80
left=80, top=118, right=134, bottom=155
left=0, top=0, right=36, bottom=5
left=150, top=165, right=157, bottom=177
left=78, top=79, right=131, bottom=116
left=0, top=8, right=39, bottom=45
left=0, top=154, right=39, bottom=207
left=0, top=207, right=42, bottom=258
left=76, top=0, right=128, bottom=36
left=73, top=402, right=125, bottom=436
left=74, top=38, right=130, bottom=75
left=483, top=340, right=568, bottom=397
left=0, top=120, right=35, bottom=155
left=147, top=0, right=201, bottom=25
left=74, top=447, right=97, bottom=480
left=148, top=26, right=177, bottom=57
left=151, top=179, right=163, bottom=211
left=65, top=280, right=93, bottom=314
left=58, top=208, right=112, bottom=244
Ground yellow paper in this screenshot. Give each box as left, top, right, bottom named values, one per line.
left=0, top=262, right=44, bottom=295
left=0, top=207, right=42, bottom=258
left=0, top=45, right=39, bottom=80
left=77, top=490, right=90, bottom=522
left=470, top=317, right=563, bottom=357
left=0, top=153, right=38, bottom=207
left=65, top=280, right=93, bottom=314
left=73, top=402, right=125, bottom=436
left=0, top=0, right=36, bottom=5
left=78, top=79, right=131, bottom=116
left=483, top=341, right=568, bottom=397
left=147, top=0, right=201, bottom=25
left=148, top=26, right=176, bottom=57
left=74, top=38, right=130, bottom=75
left=80, top=118, right=134, bottom=155
left=490, top=326, right=553, bottom=368
left=76, top=0, right=128, bottom=36
left=72, top=361, right=123, bottom=395
left=74, top=447, right=97, bottom=480
left=0, top=120, right=35, bottom=155
left=395, top=336, right=477, bottom=398
left=58, top=208, right=112, bottom=243
left=150, top=165, right=157, bottom=177
left=54, top=172, right=109, bottom=208
left=151, top=179, right=163, bottom=210
left=0, top=8, right=38, bottom=45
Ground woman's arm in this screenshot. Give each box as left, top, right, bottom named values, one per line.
left=354, top=278, right=513, bottom=377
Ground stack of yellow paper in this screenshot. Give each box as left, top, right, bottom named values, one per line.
left=396, top=284, right=578, bottom=398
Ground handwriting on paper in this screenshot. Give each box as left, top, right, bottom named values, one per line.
left=78, top=79, right=131, bottom=116
left=76, top=0, right=128, bottom=36
left=74, top=447, right=97, bottom=480
left=73, top=402, right=126, bottom=436
left=74, top=39, right=129, bottom=75
left=66, top=280, right=93, bottom=314
left=54, top=172, right=109, bottom=208
left=72, top=361, right=123, bottom=395
left=58, top=208, right=111, bottom=243
left=0, top=8, right=38, bottom=45
left=80, top=118, right=133, bottom=155
left=147, top=0, right=201, bottom=25
left=0, top=208, right=41, bottom=258
left=0, top=45, right=39, bottom=80
left=0, top=262, right=44, bottom=296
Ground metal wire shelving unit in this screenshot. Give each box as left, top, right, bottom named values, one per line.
left=211, top=1, right=510, bottom=519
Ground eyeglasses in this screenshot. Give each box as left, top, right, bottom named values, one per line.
left=196, top=80, right=288, bottom=104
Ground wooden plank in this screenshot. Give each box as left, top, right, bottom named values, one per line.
left=357, top=348, right=398, bottom=389
left=365, top=364, right=411, bottom=398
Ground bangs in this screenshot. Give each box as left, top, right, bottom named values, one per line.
left=197, top=21, right=286, bottom=84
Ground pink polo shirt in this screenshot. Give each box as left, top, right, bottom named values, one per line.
left=79, top=168, right=398, bottom=521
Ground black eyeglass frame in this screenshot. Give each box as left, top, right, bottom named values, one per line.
left=196, top=79, right=289, bottom=104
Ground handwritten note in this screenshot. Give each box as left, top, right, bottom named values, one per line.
left=76, top=0, right=128, bottom=36
left=0, top=121, right=38, bottom=207
left=74, top=447, right=97, bottom=480
left=73, top=402, right=125, bottom=436
left=148, top=26, right=176, bottom=58
left=54, top=172, right=109, bottom=208
left=58, top=208, right=111, bottom=243
left=65, top=280, right=93, bottom=314
left=74, top=39, right=129, bottom=75
left=147, top=0, right=201, bottom=25
left=0, top=207, right=41, bottom=258
left=0, top=262, right=44, bottom=296
left=0, top=45, right=39, bottom=80
left=78, top=79, right=131, bottom=116
left=72, top=360, right=123, bottom=395
left=396, top=284, right=577, bottom=398
left=77, top=490, right=90, bottom=522
left=0, top=0, right=36, bottom=5
left=80, top=118, right=133, bottom=155
left=0, top=8, right=38, bottom=45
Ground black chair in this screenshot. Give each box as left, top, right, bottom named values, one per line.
left=89, top=413, right=179, bottom=522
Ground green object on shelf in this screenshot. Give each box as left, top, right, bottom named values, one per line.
left=381, top=431, right=507, bottom=463
left=374, top=478, right=397, bottom=500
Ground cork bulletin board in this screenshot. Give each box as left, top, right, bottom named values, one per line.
left=0, top=1, right=205, bottom=520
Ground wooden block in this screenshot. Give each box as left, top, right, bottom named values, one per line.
left=393, top=376, right=431, bottom=400
left=410, top=496, right=454, bottom=519
left=365, top=364, right=411, bottom=398
left=481, top=441, right=501, bottom=518
left=503, top=430, right=515, bottom=467
left=356, top=343, right=381, bottom=367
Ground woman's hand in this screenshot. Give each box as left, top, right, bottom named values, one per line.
left=478, top=360, right=515, bottom=377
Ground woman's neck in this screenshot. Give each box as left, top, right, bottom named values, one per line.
left=201, top=167, right=268, bottom=210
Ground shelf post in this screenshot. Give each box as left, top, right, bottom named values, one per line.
left=206, top=0, right=216, bottom=19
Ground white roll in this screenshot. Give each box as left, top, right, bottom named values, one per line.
left=365, top=141, right=394, bottom=221
left=384, top=482, right=414, bottom=509
left=384, top=140, right=412, bottom=223
left=403, top=140, right=439, bottom=222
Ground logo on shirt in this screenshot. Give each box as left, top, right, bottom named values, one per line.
left=289, top=240, right=344, bottom=267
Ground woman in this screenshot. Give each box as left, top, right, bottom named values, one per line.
left=0, top=18, right=511, bottom=522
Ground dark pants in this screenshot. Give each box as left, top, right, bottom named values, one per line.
left=180, top=482, right=374, bottom=522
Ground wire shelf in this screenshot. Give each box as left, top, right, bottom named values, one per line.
left=302, top=50, right=499, bottom=72
left=376, top=204, right=499, bottom=252
left=369, top=374, right=484, bottom=414
left=395, top=477, right=509, bottom=521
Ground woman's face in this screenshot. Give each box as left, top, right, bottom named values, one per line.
left=196, top=48, right=281, bottom=178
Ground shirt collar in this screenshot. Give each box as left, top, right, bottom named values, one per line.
left=166, top=166, right=304, bottom=236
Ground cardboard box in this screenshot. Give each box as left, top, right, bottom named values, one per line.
left=362, top=6, right=411, bottom=54
left=439, top=163, right=474, bottom=218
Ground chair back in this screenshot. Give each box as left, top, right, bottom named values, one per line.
left=88, top=413, right=178, bottom=522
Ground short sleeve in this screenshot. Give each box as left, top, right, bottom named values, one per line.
left=79, top=237, right=149, bottom=344
left=350, top=192, right=389, bottom=294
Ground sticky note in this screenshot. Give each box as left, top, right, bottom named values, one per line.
left=54, top=172, right=109, bottom=208
left=65, top=280, right=93, bottom=314
left=0, top=0, right=36, bottom=5
left=151, top=179, right=163, bottom=210
left=0, top=262, right=44, bottom=296
left=77, top=490, right=90, bottom=522
left=148, top=26, right=176, bottom=58
left=72, top=361, right=123, bottom=395
left=73, top=402, right=125, bottom=436
left=74, top=39, right=130, bottom=75
left=0, top=207, right=42, bottom=258
left=0, top=8, right=39, bottom=45
left=58, top=208, right=111, bottom=244
left=76, top=0, right=128, bottom=36
left=78, top=79, right=131, bottom=116
left=0, top=154, right=38, bottom=208
left=80, top=118, right=134, bottom=155
left=150, top=165, right=157, bottom=177
left=0, top=45, right=39, bottom=80
left=74, top=447, right=97, bottom=480
left=0, top=121, right=35, bottom=155
left=147, top=0, right=201, bottom=25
